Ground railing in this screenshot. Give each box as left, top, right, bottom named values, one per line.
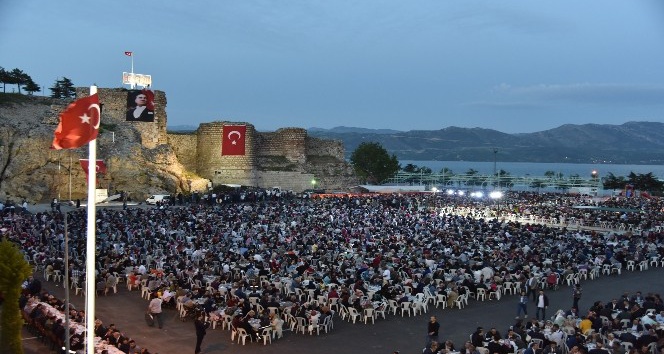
left=386, top=171, right=602, bottom=190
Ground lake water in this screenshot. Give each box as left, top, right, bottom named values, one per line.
left=400, top=160, right=664, bottom=179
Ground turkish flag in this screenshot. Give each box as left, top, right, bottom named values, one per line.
left=51, top=94, right=100, bottom=150
left=79, top=159, right=107, bottom=179
left=124, top=51, right=133, bottom=56
left=222, top=125, right=246, bottom=155
left=79, top=159, right=107, bottom=174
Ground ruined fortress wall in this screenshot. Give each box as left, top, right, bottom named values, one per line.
left=305, top=137, right=345, bottom=159
left=77, top=87, right=168, bottom=149
left=256, top=128, right=307, bottom=163
left=167, top=133, right=197, bottom=172
left=196, top=122, right=257, bottom=186
left=256, top=171, right=315, bottom=191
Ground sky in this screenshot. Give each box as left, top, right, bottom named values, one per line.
left=1, top=1, right=664, bottom=133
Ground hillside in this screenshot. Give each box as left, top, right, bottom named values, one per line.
left=308, top=122, right=664, bottom=164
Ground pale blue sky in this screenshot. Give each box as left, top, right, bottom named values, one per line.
left=1, top=1, right=663, bottom=133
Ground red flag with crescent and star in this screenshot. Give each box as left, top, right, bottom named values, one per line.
left=124, top=51, right=133, bottom=56
left=79, top=159, right=107, bottom=181
left=51, top=94, right=100, bottom=150
left=222, top=125, right=246, bottom=155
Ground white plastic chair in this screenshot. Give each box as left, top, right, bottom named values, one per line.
left=435, top=294, right=447, bottom=308
left=363, top=308, right=375, bottom=324
left=476, top=288, right=487, bottom=301
left=400, top=302, right=412, bottom=317
left=347, top=308, right=361, bottom=324
left=235, top=327, right=252, bottom=345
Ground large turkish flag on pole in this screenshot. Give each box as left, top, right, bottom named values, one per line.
left=222, top=125, right=246, bottom=155
left=51, top=94, right=100, bottom=150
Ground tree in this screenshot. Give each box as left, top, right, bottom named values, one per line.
left=602, top=172, right=626, bottom=190
left=0, top=237, right=32, bottom=354
left=627, top=172, right=664, bottom=192
left=402, top=163, right=418, bottom=173
left=530, top=179, right=547, bottom=192
left=0, top=67, right=9, bottom=93
left=49, top=77, right=76, bottom=98
left=350, top=142, right=399, bottom=184
left=22, top=78, right=40, bottom=95
left=8, top=68, right=30, bottom=94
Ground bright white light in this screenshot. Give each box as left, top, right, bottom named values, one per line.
left=489, top=191, right=503, bottom=199
left=431, top=187, right=438, bottom=193
left=457, top=190, right=465, bottom=196
left=471, top=191, right=484, bottom=198
left=446, top=189, right=455, bottom=195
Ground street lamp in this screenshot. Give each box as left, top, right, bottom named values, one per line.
left=493, top=148, right=498, bottom=189
left=311, top=178, right=317, bottom=190
left=591, top=170, right=599, bottom=196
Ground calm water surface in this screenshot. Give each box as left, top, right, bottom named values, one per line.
left=401, top=160, right=664, bottom=179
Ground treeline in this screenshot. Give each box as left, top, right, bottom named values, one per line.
left=0, top=66, right=76, bottom=98
left=401, top=163, right=664, bottom=192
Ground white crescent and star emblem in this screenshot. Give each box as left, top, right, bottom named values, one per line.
left=227, top=130, right=242, bottom=145
left=79, top=103, right=101, bottom=129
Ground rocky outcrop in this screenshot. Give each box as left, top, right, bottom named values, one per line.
left=0, top=91, right=207, bottom=203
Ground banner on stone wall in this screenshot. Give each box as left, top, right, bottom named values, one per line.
left=222, top=125, right=246, bottom=156
left=126, top=89, right=155, bottom=122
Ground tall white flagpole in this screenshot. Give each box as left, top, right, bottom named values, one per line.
left=130, top=53, right=135, bottom=89
left=85, top=85, right=98, bottom=354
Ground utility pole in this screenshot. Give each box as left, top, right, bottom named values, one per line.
left=493, top=148, right=498, bottom=189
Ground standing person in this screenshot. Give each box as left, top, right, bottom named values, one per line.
left=194, top=312, right=210, bottom=354
left=148, top=293, right=163, bottom=329
left=517, top=291, right=529, bottom=319
left=536, top=290, right=549, bottom=321
left=572, top=284, right=582, bottom=310
left=427, top=315, right=441, bottom=347
left=527, top=274, right=540, bottom=302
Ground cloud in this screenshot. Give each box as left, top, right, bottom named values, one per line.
left=492, top=83, right=664, bottom=105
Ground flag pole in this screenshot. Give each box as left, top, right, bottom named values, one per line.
left=85, top=85, right=98, bottom=354
left=64, top=211, right=71, bottom=354
left=130, top=53, right=135, bottom=89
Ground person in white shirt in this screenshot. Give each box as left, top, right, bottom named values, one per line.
left=655, top=311, right=664, bottom=324
left=546, top=324, right=564, bottom=347
left=382, top=266, right=391, bottom=280
left=641, top=313, right=657, bottom=326
left=148, top=294, right=164, bottom=329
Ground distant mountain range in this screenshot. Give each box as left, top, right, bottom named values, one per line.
left=167, top=122, right=664, bottom=164
left=306, top=122, right=664, bottom=164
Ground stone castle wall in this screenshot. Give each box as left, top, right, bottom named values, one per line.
left=196, top=122, right=257, bottom=186
left=305, top=137, right=345, bottom=160
left=256, top=171, right=315, bottom=191
left=166, top=123, right=355, bottom=191
left=256, top=128, right=308, bottom=164
left=167, top=133, right=197, bottom=172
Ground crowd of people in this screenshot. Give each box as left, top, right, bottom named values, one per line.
left=444, top=289, right=664, bottom=354
left=4, top=189, right=664, bottom=353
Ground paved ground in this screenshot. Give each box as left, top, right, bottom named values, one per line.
left=21, top=264, right=664, bottom=354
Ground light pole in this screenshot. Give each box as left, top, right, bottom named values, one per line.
left=591, top=170, right=599, bottom=196
left=493, top=148, right=498, bottom=189
left=311, top=178, right=317, bottom=191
